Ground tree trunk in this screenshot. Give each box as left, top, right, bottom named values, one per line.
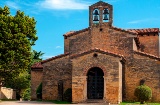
left=140, top=100, right=145, bottom=104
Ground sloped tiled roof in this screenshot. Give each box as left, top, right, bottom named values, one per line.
left=127, top=28, right=159, bottom=35
left=31, top=53, right=70, bottom=69
left=63, top=28, right=89, bottom=37
left=41, top=52, right=69, bottom=64
left=90, top=1, right=112, bottom=7
left=111, top=26, right=137, bottom=35
left=134, top=50, right=160, bottom=60
left=31, top=62, right=43, bottom=69
left=71, top=48, right=124, bottom=59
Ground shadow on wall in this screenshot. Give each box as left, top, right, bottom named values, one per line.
left=0, top=87, right=16, bottom=99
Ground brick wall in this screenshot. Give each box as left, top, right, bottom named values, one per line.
left=31, top=69, right=43, bottom=100
left=125, top=53, right=160, bottom=102
left=66, top=30, right=91, bottom=54
left=42, top=55, right=72, bottom=100
left=71, top=52, right=122, bottom=104
left=91, top=25, right=135, bottom=57
left=138, top=35, right=159, bottom=57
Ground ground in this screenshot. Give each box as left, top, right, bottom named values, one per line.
left=0, top=101, right=117, bottom=105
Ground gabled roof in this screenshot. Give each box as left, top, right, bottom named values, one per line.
left=134, top=50, right=160, bottom=60
left=63, top=28, right=89, bottom=38
left=127, top=28, right=159, bottom=35
left=111, top=26, right=137, bottom=35
left=71, top=48, right=124, bottom=60
left=31, top=62, right=43, bottom=69
left=41, top=52, right=69, bottom=64
left=64, top=26, right=137, bottom=38
left=90, top=1, right=112, bottom=7
left=31, top=53, right=70, bottom=69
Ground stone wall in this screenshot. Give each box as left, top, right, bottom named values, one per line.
left=67, top=30, right=91, bottom=54
left=42, top=55, right=72, bottom=100
left=138, top=35, right=159, bottom=57
left=125, top=52, right=160, bottom=102
left=31, top=69, right=43, bottom=100
left=0, top=87, right=16, bottom=99
left=71, top=51, right=122, bottom=104
left=91, top=25, right=135, bottom=58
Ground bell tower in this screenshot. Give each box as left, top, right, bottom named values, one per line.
left=89, top=1, right=113, bottom=27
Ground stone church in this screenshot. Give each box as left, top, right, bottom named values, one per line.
left=31, top=1, right=160, bottom=104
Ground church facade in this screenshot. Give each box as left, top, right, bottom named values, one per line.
left=31, top=1, right=160, bottom=104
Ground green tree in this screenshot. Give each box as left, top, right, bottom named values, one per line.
left=134, top=85, right=152, bottom=104
left=0, top=6, right=38, bottom=84
left=5, top=50, right=44, bottom=100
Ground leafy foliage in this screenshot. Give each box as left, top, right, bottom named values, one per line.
left=134, top=85, right=152, bottom=104
left=21, top=88, right=31, bottom=100
left=63, top=88, right=72, bottom=102
left=0, top=6, right=38, bottom=82
left=36, top=83, right=42, bottom=99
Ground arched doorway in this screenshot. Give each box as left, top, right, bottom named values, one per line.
left=87, top=67, right=104, bottom=99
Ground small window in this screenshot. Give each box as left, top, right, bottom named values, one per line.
left=100, top=28, right=103, bottom=31
left=93, top=53, right=98, bottom=57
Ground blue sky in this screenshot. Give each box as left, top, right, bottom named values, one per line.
left=1, top=0, right=160, bottom=59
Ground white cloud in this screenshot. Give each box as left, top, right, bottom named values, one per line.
left=56, top=46, right=62, bottom=49
left=128, top=18, right=159, bottom=24
left=37, top=0, right=90, bottom=10
left=6, top=1, right=20, bottom=10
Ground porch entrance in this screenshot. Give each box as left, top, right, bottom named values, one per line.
left=87, top=67, right=104, bottom=99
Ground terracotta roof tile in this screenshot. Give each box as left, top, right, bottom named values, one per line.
left=134, top=50, right=160, bottom=60
left=111, top=26, right=137, bottom=35
left=90, top=1, right=112, bottom=7
left=31, top=62, right=43, bottom=69
left=71, top=48, right=124, bottom=60
left=41, top=52, right=69, bottom=64
left=63, top=28, right=89, bottom=37
left=127, top=28, right=159, bottom=35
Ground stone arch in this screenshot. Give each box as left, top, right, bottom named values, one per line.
left=83, top=64, right=106, bottom=76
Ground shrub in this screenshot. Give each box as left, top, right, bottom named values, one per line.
left=63, top=88, right=72, bottom=102
left=36, top=83, right=42, bottom=99
left=134, top=85, right=152, bottom=104
left=21, top=88, right=31, bottom=100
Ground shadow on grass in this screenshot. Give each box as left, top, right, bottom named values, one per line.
left=37, top=100, right=71, bottom=104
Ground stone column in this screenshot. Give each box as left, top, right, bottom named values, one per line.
left=103, top=76, right=107, bottom=102
left=83, top=76, right=87, bottom=101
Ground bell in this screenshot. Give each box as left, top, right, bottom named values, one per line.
left=93, top=10, right=99, bottom=15
left=103, top=8, right=109, bottom=14
left=103, top=14, right=108, bottom=20
left=93, top=15, right=99, bottom=21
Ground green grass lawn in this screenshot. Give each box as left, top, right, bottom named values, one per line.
left=49, top=100, right=71, bottom=104
left=120, top=102, right=160, bottom=105
left=37, top=100, right=71, bottom=104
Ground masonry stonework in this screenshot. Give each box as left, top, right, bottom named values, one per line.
left=31, top=1, right=160, bottom=104
left=31, top=69, right=43, bottom=100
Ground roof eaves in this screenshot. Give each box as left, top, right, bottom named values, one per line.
left=111, top=26, right=137, bottom=35
left=134, top=50, right=160, bottom=60
left=41, top=52, right=69, bottom=64
left=127, top=28, right=159, bottom=35
left=31, top=62, right=43, bottom=69
left=63, top=28, right=89, bottom=38
left=71, top=48, right=124, bottom=59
